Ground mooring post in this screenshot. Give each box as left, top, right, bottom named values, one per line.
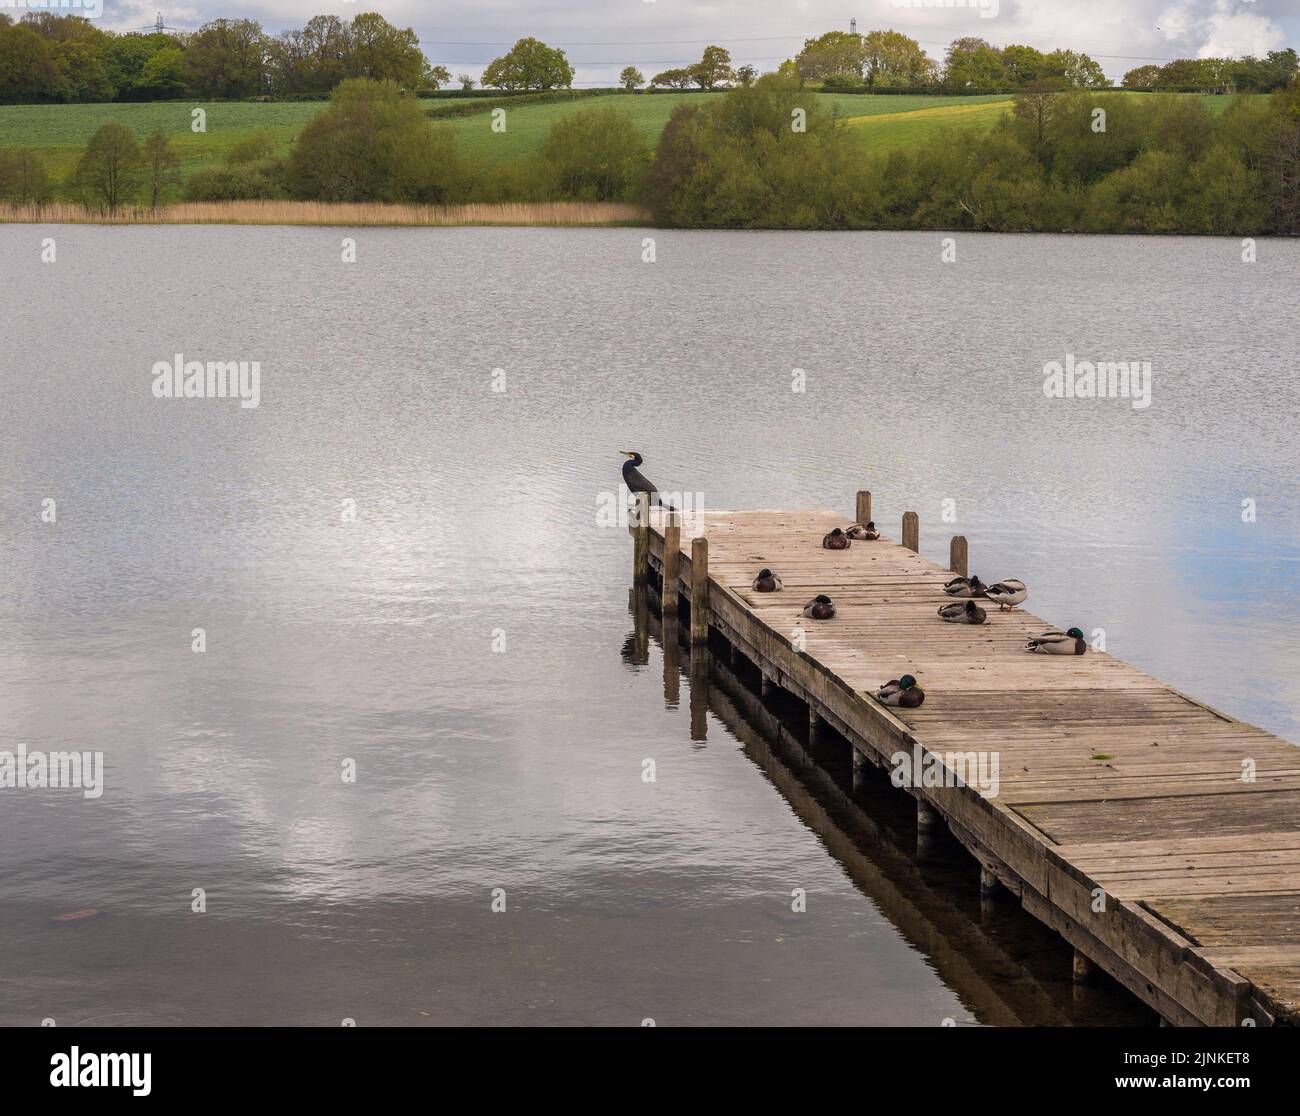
left=916, top=796, right=942, bottom=856
left=663, top=511, right=681, bottom=615
left=1073, top=949, right=1100, bottom=986
left=632, top=492, right=650, bottom=583
left=851, top=746, right=867, bottom=793
left=689, top=644, right=709, bottom=742
left=690, top=537, right=709, bottom=645
left=662, top=612, right=680, bottom=707
left=632, top=584, right=650, bottom=666
left=902, top=511, right=919, bottom=553
left=949, top=535, right=968, bottom=578
left=855, top=490, right=872, bottom=526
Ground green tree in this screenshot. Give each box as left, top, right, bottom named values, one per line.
left=735, top=65, right=757, bottom=87
left=53, top=37, right=115, bottom=102
left=1043, top=49, right=1109, bottom=89
left=538, top=105, right=649, bottom=200
left=481, top=37, right=573, bottom=92
left=1001, top=45, right=1046, bottom=86
left=459, top=73, right=476, bottom=90
left=141, top=128, right=180, bottom=207
left=285, top=78, right=460, bottom=202
left=862, top=31, right=932, bottom=88
left=0, top=22, right=63, bottom=102
left=185, top=19, right=267, bottom=99
left=942, top=38, right=1006, bottom=90
left=0, top=146, right=52, bottom=203
left=135, top=45, right=188, bottom=99
left=348, top=12, right=431, bottom=88
left=1122, top=65, right=1162, bottom=89
left=690, top=45, right=734, bottom=90
left=1011, top=80, right=1064, bottom=152
left=74, top=122, right=143, bottom=210
left=650, top=68, right=694, bottom=90
left=619, top=66, right=644, bottom=91
left=794, top=31, right=865, bottom=83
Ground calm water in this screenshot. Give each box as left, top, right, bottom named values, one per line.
left=1, top=227, right=1297, bottom=1027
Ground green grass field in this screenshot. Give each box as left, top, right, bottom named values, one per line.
left=0, top=101, right=321, bottom=180
left=0, top=91, right=1238, bottom=187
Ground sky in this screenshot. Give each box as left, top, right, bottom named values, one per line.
left=93, top=0, right=1300, bottom=85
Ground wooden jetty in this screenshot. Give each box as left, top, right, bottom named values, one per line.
left=631, top=493, right=1300, bottom=1027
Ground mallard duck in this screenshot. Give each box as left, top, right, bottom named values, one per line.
left=938, top=600, right=986, bottom=624
left=876, top=674, right=925, bottom=708
left=846, top=521, right=880, bottom=541
left=943, top=574, right=986, bottom=598
left=1026, top=627, right=1088, bottom=655
left=802, top=594, right=836, bottom=620
left=752, top=568, right=783, bottom=593
left=985, top=579, right=1028, bottom=610
left=822, top=528, right=851, bottom=550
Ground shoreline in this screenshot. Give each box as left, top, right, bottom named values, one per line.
left=0, top=200, right=650, bottom=227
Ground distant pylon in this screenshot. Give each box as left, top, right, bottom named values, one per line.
left=850, top=18, right=857, bottom=33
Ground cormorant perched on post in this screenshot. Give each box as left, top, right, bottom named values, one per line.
left=621, top=451, right=675, bottom=510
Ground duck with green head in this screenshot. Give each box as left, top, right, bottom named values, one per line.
left=1026, top=628, right=1088, bottom=655
left=938, top=600, right=986, bottom=624
left=944, top=575, right=986, bottom=598
left=985, top=579, right=1028, bottom=610
left=802, top=594, right=836, bottom=620
left=752, top=568, right=783, bottom=593
left=876, top=675, right=925, bottom=708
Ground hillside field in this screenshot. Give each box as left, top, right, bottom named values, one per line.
left=0, top=91, right=1235, bottom=191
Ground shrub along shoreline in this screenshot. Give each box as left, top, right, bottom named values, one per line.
left=0, top=200, right=648, bottom=226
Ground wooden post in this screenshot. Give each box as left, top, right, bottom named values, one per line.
left=902, top=511, right=919, bottom=553
left=1073, top=949, right=1099, bottom=986
left=916, top=798, right=941, bottom=833
left=855, top=490, right=872, bottom=526
left=690, top=537, right=709, bottom=645
left=662, top=511, right=681, bottom=615
left=979, top=866, right=1000, bottom=898
left=949, top=535, right=968, bottom=578
left=632, top=492, right=650, bottom=583
left=689, top=644, right=709, bottom=742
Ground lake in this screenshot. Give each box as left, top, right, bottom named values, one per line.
left=1, top=226, right=1296, bottom=1026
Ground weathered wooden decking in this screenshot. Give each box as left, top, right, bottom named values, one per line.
left=639, top=505, right=1300, bottom=1026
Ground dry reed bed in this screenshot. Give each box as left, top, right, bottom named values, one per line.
left=0, top=200, right=650, bottom=227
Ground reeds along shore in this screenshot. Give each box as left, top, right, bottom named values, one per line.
left=0, top=200, right=650, bottom=227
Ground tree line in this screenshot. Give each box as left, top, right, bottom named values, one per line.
left=4, top=13, right=1297, bottom=105
left=0, top=11, right=440, bottom=102
left=785, top=30, right=1298, bottom=94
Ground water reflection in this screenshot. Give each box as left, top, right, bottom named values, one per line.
left=636, top=590, right=1156, bottom=1027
